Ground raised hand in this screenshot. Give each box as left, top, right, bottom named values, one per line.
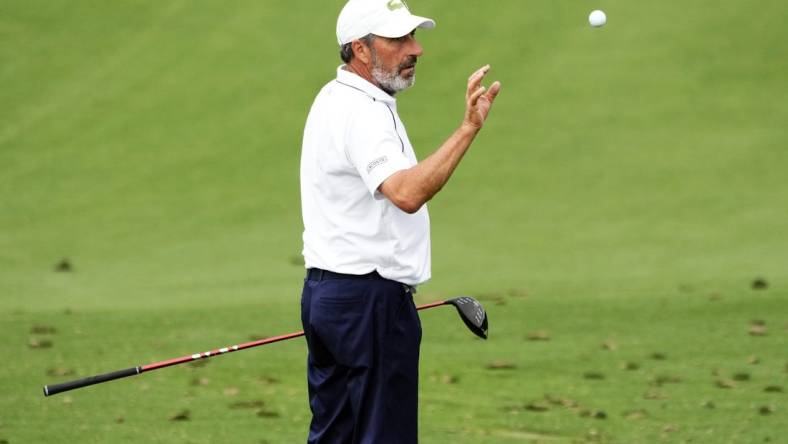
left=464, top=64, right=502, bottom=130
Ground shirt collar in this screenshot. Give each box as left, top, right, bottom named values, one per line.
left=335, top=65, right=396, bottom=104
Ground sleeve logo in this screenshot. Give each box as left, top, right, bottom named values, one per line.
left=366, top=156, right=389, bottom=173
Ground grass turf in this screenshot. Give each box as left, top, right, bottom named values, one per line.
left=1, top=0, right=786, bottom=442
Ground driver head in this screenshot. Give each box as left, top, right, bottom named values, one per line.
left=446, top=297, right=488, bottom=339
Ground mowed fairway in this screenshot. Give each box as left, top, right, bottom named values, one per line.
left=1, top=1, right=786, bottom=443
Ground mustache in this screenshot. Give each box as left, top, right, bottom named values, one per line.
left=398, top=56, right=418, bottom=71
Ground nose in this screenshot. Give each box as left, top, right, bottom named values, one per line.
left=407, top=36, right=423, bottom=57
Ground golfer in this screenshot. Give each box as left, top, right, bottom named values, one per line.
left=299, top=0, right=500, bottom=442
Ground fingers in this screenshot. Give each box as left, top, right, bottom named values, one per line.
left=485, top=81, right=502, bottom=102
left=464, top=66, right=502, bottom=129
left=466, top=64, right=490, bottom=96
left=468, top=85, right=487, bottom=106
left=467, top=64, right=490, bottom=82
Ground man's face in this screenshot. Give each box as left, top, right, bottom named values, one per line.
left=367, top=31, right=423, bottom=95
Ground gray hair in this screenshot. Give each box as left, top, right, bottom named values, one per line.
left=340, top=34, right=376, bottom=63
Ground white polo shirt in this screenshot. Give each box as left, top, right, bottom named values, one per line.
left=300, top=66, right=431, bottom=286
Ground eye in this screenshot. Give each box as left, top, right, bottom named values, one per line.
left=395, top=31, right=415, bottom=43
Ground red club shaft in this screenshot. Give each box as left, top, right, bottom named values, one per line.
left=142, top=301, right=445, bottom=372
left=44, top=300, right=447, bottom=397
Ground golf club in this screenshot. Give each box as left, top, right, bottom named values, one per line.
left=43, top=297, right=488, bottom=397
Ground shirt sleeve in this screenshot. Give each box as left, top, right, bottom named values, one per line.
left=345, top=102, right=412, bottom=198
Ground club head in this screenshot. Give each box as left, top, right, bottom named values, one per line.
left=445, top=297, right=488, bottom=339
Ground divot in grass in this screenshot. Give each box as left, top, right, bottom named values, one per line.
left=620, top=361, right=640, bottom=371
left=485, top=360, right=517, bottom=370
left=732, top=372, right=751, bottom=381
left=46, top=367, right=74, bottom=377
left=515, top=394, right=607, bottom=422
left=429, top=373, right=459, bottom=384
left=749, top=322, right=768, bottom=336
left=623, top=408, right=649, bottom=420
left=583, top=371, right=605, bottom=380
left=543, top=394, right=579, bottom=409
left=229, top=400, right=265, bottom=410
left=54, top=258, right=73, bottom=272
left=526, top=330, right=551, bottom=341
left=28, top=338, right=53, bottom=349
left=758, top=405, right=775, bottom=415
left=524, top=401, right=551, bottom=412
left=168, top=410, right=190, bottom=421
left=662, top=424, right=680, bottom=434
left=258, top=375, right=280, bottom=385
left=223, top=387, right=240, bottom=396
left=578, top=409, right=607, bottom=420
left=30, top=325, right=57, bottom=334
left=600, top=339, right=617, bottom=350
left=650, top=374, right=682, bottom=386
left=257, top=409, right=280, bottom=418
left=643, top=389, right=668, bottom=400
left=715, top=379, right=736, bottom=389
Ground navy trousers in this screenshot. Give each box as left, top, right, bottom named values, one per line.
left=301, top=272, right=422, bottom=444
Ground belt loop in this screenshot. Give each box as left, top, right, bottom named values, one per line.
left=317, top=269, right=325, bottom=281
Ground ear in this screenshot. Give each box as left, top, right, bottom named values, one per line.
left=352, top=39, right=372, bottom=65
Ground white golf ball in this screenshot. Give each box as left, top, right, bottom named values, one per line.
left=589, top=10, right=607, bottom=27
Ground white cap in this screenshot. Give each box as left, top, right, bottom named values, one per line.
left=336, top=0, right=436, bottom=46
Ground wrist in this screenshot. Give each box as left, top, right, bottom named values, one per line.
left=459, top=121, right=482, bottom=135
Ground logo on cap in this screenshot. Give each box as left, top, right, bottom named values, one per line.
left=387, top=0, right=406, bottom=11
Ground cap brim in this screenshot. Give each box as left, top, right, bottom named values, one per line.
left=373, top=15, right=435, bottom=39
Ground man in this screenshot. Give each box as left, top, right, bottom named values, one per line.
left=299, top=0, right=500, bottom=442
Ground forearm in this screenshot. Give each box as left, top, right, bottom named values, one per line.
left=380, top=65, right=500, bottom=214
left=380, top=123, right=480, bottom=213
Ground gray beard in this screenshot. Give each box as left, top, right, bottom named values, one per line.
left=370, top=53, right=415, bottom=95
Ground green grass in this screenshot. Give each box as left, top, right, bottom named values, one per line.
left=2, top=0, right=786, bottom=442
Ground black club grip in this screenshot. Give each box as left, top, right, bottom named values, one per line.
left=43, top=366, right=140, bottom=397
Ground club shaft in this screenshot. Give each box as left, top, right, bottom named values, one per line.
left=43, top=300, right=446, bottom=397
left=141, top=331, right=306, bottom=372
